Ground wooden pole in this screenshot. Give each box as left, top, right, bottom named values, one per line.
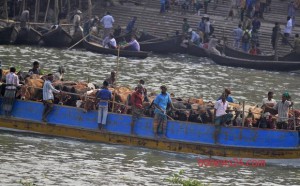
left=88, top=0, right=92, bottom=19
left=67, top=33, right=90, bottom=50
left=4, top=0, right=8, bottom=22
left=34, top=0, right=38, bottom=22
left=79, top=0, right=82, bottom=11
left=242, top=101, right=245, bottom=127
left=274, top=27, right=279, bottom=61
left=54, top=0, right=59, bottom=24
left=112, top=47, right=121, bottom=112
left=22, top=0, right=26, bottom=11
left=44, top=0, right=51, bottom=23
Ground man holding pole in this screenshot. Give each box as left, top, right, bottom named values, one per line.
left=153, top=85, right=176, bottom=138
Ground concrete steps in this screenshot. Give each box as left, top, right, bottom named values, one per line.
left=92, top=1, right=300, bottom=56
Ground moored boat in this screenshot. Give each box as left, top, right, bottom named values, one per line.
left=41, top=25, right=72, bottom=47
left=115, top=30, right=157, bottom=43
left=140, top=35, right=183, bottom=54
left=83, top=39, right=149, bottom=59
left=0, top=99, right=299, bottom=159
left=186, top=44, right=210, bottom=57
left=223, top=44, right=275, bottom=61
left=14, top=27, right=42, bottom=45
left=210, top=53, right=300, bottom=71
left=280, top=51, right=300, bottom=61
left=0, top=25, right=18, bottom=44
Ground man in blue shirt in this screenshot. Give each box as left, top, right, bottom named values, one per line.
left=125, top=16, right=137, bottom=34
left=96, top=81, right=112, bottom=130
left=153, top=85, right=176, bottom=138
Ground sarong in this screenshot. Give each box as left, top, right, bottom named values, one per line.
left=2, top=89, right=16, bottom=113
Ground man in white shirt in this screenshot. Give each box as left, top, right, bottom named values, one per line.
left=42, top=74, right=61, bottom=122
left=100, top=12, right=115, bottom=39
left=3, top=67, right=20, bottom=116
left=273, top=92, right=293, bottom=129
left=214, top=94, right=233, bottom=125
left=283, top=16, right=293, bottom=44
left=73, top=10, right=82, bottom=33
left=103, top=33, right=117, bottom=49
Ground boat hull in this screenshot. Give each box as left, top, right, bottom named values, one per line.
left=210, top=53, right=300, bottom=71
left=186, top=44, right=209, bottom=57
left=83, top=40, right=148, bottom=59
left=41, top=26, right=72, bottom=47
left=0, top=100, right=298, bottom=159
left=140, top=35, right=183, bottom=54
left=0, top=26, right=18, bottom=44
left=14, top=27, right=42, bottom=45
left=223, top=45, right=275, bottom=60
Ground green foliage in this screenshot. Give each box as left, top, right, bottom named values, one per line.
left=164, top=170, right=207, bottom=186
left=19, top=179, right=36, bottom=186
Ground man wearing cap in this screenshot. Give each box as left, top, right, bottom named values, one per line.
left=100, top=12, right=115, bottom=39
left=28, top=61, right=43, bottom=76
left=96, top=80, right=112, bottom=130
left=272, top=92, right=293, bottom=129
left=153, top=85, right=176, bottom=138
left=73, top=10, right=82, bottom=33
left=130, top=84, right=144, bottom=135
left=42, top=74, right=61, bottom=122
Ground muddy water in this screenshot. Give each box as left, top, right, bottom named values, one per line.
left=0, top=45, right=299, bottom=185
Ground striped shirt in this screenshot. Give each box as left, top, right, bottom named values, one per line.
left=43, top=80, right=60, bottom=101
left=273, top=100, right=292, bottom=122
left=6, top=72, right=19, bottom=90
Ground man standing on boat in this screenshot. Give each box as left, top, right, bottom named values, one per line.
left=73, top=10, right=82, bottom=33
left=272, top=92, right=293, bottom=129
left=153, top=85, right=176, bottom=138
left=96, top=81, right=112, bottom=131
left=3, top=67, right=20, bottom=116
left=214, top=93, right=233, bottom=125
left=20, top=9, right=30, bottom=29
left=42, top=74, right=61, bottom=122
left=232, top=24, right=243, bottom=49
left=130, top=84, right=144, bottom=135
left=125, top=16, right=137, bottom=34
left=100, top=12, right=115, bottom=39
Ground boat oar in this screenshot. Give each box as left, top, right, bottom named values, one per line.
left=67, top=33, right=90, bottom=50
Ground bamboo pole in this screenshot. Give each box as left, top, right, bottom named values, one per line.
left=22, top=0, right=26, bottom=11
left=44, top=0, right=51, bottom=23
left=54, top=0, right=59, bottom=24
left=88, top=0, right=92, bottom=19
left=112, top=47, right=121, bottom=112
left=34, top=0, right=38, bottom=22
left=242, top=101, right=245, bottom=127
left=79, top=0, right=82, bottom=11
left=4, top=0, right=8, bottom=22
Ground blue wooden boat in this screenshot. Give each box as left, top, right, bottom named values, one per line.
left=0, top=99, right=299, bottom=159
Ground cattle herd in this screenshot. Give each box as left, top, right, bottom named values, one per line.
left=1, top=69, right=299, bottom=129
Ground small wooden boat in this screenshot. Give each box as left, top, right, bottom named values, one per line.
left=140, top=35, right=183, bottom=54
left=83, top=39, right=148, bottom=59
left=280, top=51, right=300, bottom=61
left=14, top=27, right=42, bottom=45
left=186, top=43, right=210, bottom=57
left=210, top=53, right=300, bottom=71
left=0, top=99, right=299, bottom=159
left=0, top=25, right=18, bottom=44
left=222, top=44, right=275, bottom=61
left=41, top=25, right=72, bottom=47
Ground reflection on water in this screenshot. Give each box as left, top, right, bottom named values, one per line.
left=1, top=45, right=300, bottom=107
left=0, top=133, right=299, bottom=186
left=0, top=45, right=300, bottom=185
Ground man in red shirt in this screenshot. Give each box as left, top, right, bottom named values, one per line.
left=130, top=84, right=144, bottom=135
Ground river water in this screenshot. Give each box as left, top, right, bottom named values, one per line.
left=0, top=45, right=299, bottom=185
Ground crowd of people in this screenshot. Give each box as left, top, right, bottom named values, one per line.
left=0, top=61, right=298, bottom=140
